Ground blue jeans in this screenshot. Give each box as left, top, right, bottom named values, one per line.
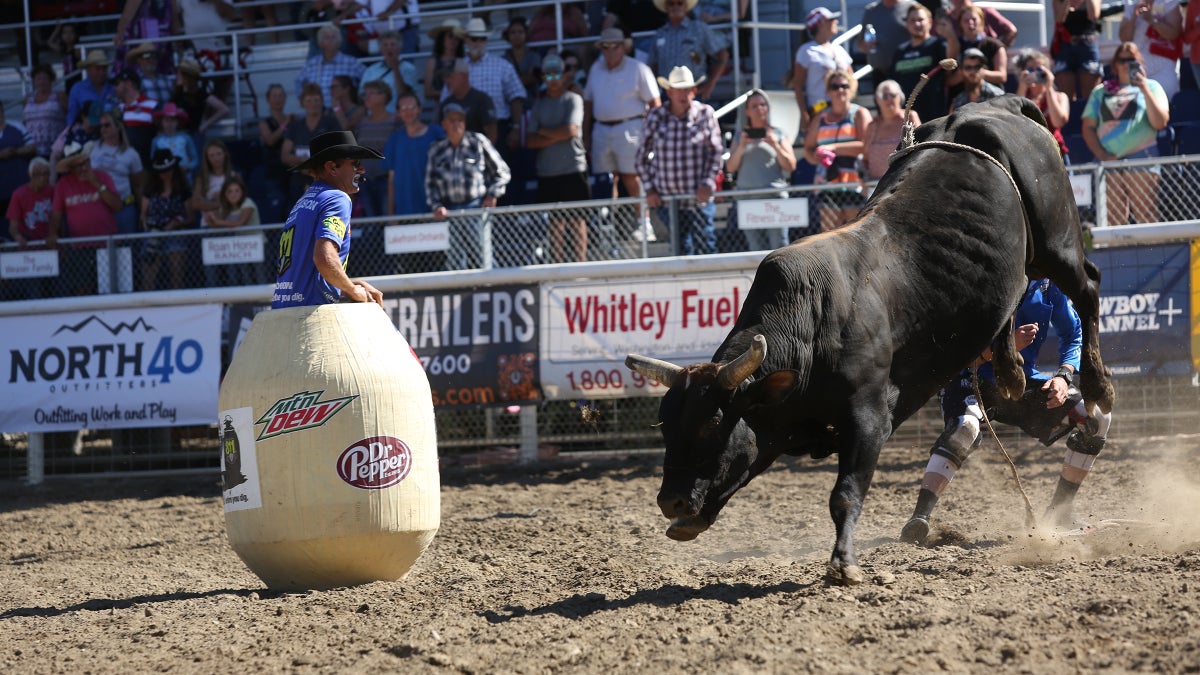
left=658, top=200, right=717, bottom=256
left=445, top=198, right=487, bottom=270
left=115, top=203, right=139, bottom=235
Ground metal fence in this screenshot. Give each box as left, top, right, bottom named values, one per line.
left=5, top=152, right=1200, bottom=301
left=1, top=154, right=1198, bottom=482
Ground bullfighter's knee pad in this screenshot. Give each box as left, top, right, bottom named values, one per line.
left=1066, top=407, right=1110, bottom=456
left=931, top=415, right=982, bottom=466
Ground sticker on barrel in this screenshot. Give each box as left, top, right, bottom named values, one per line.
left=336, top=436, right=413, bottom=489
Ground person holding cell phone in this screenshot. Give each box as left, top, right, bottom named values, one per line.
left=1014, top=49, right=1070, bottom=160
left=1118, top=0, right=1183, bottom=101
left=1080, top=42, right=1170, bottom=226
left=724, top=89, right=796, bottom=251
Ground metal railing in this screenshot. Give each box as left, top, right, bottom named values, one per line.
left=4, top=152, right=1200, bottom=303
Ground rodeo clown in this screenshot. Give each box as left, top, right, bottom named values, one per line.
left=900, top=278, right=1112, bottom=544
left=272, top=130, right=385, bottom=309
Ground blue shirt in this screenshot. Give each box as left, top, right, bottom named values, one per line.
left=978, top=279, right=1082, bottom=383
left=272, top=181, right=352, bottom=308
left=67, top=79, right=115, bottom=128
left=382, top=124, right=445, bottom=216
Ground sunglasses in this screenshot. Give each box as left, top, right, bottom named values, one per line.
left=466, top=36, right=486, bottom=42
left=828, top=83, right=851, bottom=91
left=600, top=42, right=621, bottom=50
left=879, top=92, right=899, bottom=100
left=545, top=73, right=563, bottom=80
left=1118, top=58, right=1138, bottom=65
left=961, top=64, right=982, bottom=72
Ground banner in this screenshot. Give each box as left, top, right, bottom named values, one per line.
left=1, top=250, right=58, bottom=279
left=202, top=234, right=266, bottom=265
left=0, top=305, right=222, bottom=433
left=386, top=285, right=540, bottom=408
left=1087, top=243, right=1194, bottom=377
left=539, top=273, right=754, bottom=399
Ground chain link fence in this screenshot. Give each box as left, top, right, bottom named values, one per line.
left=1, top=154, right=1197, bottom=480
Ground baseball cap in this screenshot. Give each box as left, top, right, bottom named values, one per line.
left=806, top=7, right=840, bottom=31
left=442, top=102, right=467, bottom=118
left=541, top=53, right=564, bottom=74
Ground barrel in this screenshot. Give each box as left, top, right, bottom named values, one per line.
left=218, top=303, right=439, bottom=589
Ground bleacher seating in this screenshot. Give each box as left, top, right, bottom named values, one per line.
left=1170, top=90, right=1200, bottom=124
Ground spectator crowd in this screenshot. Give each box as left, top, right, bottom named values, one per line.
left=3, top=0, right=1199, bottom=301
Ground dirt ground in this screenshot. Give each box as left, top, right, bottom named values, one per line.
left=2, top=430, right=1200, bottom=674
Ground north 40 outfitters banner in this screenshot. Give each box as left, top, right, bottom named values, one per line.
left=1088, top=242, right=1197, bottom=377
left=0, top=305, right=222, bottom=433
left=384, top=285, right=540, bottom=409
left=540, top=273, right=754, bottom=400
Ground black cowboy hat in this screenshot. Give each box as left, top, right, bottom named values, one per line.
left=292, top=130, right=384, bottom=173
left=150, top=148, right=181, bottom=172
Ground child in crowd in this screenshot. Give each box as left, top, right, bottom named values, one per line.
left=192, top=138, right=241, bottom=286
left=203, top=174, right=263, bottom=286
left=150, top=103, right=199, bottom=180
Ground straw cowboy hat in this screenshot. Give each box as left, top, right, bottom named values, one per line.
left=125, top=42, right=159, bottom=62
left=292, top=130, right=385, bottom=173
left=78, top=51, right=111, bottom=69
left=652, top=0, right=698, bottom=11
left=464, top=18, right=490, bottom=39
left=595, top=27, right=633, bottom=50
left=56, top=140, right=95, bottom=174
left=177, top=59, right=202, bottom=77
left=429, top=18, right=465, bottom=39
left=656, top=65, right=706, bottom=90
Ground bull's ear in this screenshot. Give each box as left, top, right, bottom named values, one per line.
left=743, top=369, right=800, bottom=408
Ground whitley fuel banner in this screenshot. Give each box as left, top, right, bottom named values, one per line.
left=539, top=273, right=754, bottom=399
left=0, top=305, right=222, bottom=433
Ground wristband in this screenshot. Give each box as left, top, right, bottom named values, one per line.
left=1053, top=366, right=1073, bottom=386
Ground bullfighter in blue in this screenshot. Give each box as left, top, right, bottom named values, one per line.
left=273, top=130, right=385, bottom=309
left=901, top=279, right=1113, bottom=544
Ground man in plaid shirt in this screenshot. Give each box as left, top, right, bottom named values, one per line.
left=426, top=103, right=511, bottom=270
left=295, top=24, right=367, bottom=110
left=456, top=18, right=526, bottom=151
left=637, top=66, right=724, bottom=255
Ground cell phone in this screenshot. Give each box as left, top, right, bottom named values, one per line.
left=1128, top=60, right=1144, bottom=83
left=745, top=127, right=766, bottom=139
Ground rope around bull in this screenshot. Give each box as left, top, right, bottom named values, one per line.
left=892, top=60, right=1039, bottom=530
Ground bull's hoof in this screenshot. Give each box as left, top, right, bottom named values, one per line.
left=826, top=562, right=865, bottom=586
left=899, top=516, right=930, bottom=545
left=995, top=368, right=1026, bottom=402
left=665, top=516, right=708, bottom=541
left=1081, top=379, right=1116, bottom=415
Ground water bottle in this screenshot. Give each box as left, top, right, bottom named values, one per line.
left=863, top=24, right=877, bottom=54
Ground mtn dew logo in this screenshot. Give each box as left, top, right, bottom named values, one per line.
left=255, top=390, right=358, bottom=440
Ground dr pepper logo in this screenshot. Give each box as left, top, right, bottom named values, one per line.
left=336, top=436, right=413, bottom=490
left=255, top=390, right=357, bottom=440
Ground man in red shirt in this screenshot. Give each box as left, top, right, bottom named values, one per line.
left=51, top=141, right=122, bottom=295
left=113, top=70, right=157, bottom=165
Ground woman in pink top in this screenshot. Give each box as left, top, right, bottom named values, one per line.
left=862, top=79, right=919, bottom=182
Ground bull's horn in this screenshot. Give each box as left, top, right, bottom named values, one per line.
left=625, top=354, right=684, bottom=386
left=716, top=334, right=767, bottom=390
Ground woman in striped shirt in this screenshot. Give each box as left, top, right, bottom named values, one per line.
left=803, top=69, right=871, bottom=233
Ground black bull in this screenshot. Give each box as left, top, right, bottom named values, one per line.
left=626, top=96, right=1115, bottom=586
